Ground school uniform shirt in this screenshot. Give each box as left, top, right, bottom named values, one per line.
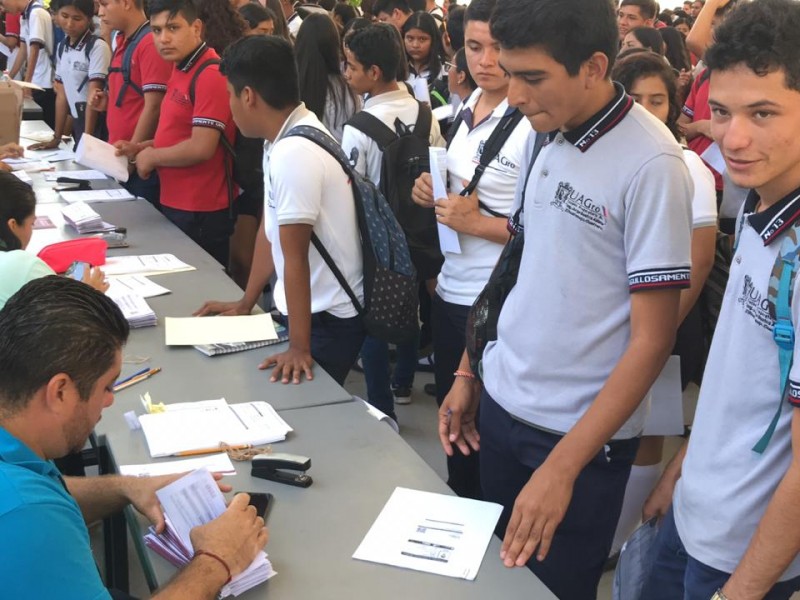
left=20, top=0, right=53, bottom=89
left=481, top=85, right=693, bottom=439
left=3, top=14, right=21, bottom=80
left=106, top=21, right=171, bottom=144
left=674, top=189, right=800, bottom=580
left=436, top=90, right=532, bottom=306
left=340, top=86, right=444, bottom=187
left=683, top=148, right=718, bottom=229
left=287, top=12, right=302, bottom=37
left=0, top=249, right=54, bottom=309
left=153, top=44, right=236, bottom=213
left=54, top=30, right=111, bottom=119
left=263, top=103, right=364, bottom=319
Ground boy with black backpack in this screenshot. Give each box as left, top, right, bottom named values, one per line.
left=342, top=23, right=444, bottom=421
left=28, top=0, right=110, bottom=150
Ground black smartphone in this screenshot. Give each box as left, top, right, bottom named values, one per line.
left=240, top=492, right=273, bottom=521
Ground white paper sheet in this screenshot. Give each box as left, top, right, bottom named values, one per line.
left=165, top=313, right=278, bottom=346
left=102, top=253, right=195, bottom=276
left=138, top=399, right=292, bottom=457
left=29, top=149, right=75, bottom=162
left=700, top=142, right=727, bottom=175
left=111, top=293, right=157, bottom=328
left=429, top=147, right=461, bottom=254
left=12, top=170, right=32, bottom=185
left=75, top=133, right=130, bottom=182
left=432, top=104, right=454, bottom=121
left=119, top=453, right=236, bottom=477
left=44, top=169, right=109, bottom=181
left=60, top=188, right=136, bottom=203
left=107, top=275, right=171, bottom=299
left=412, top=77, right=431, bottom=104
left=354, top=487, right=502, bottom=580
left=643, top=355, right=684, bottom=436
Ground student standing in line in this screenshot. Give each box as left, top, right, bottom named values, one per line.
left=642, top=2, right=800, bottom=598
left=201, top=35, right=365, bottom=386
left=122, top=0, right=236, bottom=267
left=438, top=0, right=693, bottom=597
left=402, top=11, right=447, bottom=108
left=3, top=0, right=55, bottom=127
left=238, top=2, right=276, bottom=36
left=91, top=0, right=172, bottom=207
left=29, top=0, right=110, bottom=150
left=373, top=0, right=411, bottom=31
left=411, top=0, right=531, bottom=500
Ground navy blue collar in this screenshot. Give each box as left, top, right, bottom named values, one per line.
left=743, top=187, right=800, bottom=246
left=177, top=42, right=208, bottom=73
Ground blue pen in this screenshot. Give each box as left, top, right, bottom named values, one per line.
left=114, top=367, right=149, bottom=387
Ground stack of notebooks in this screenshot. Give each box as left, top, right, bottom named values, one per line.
left=144, top=469, right=276, bottom=597
left=61, top=201, right=115, bottom=234
left=195, top=321, right=288, bottom=356
left=109, top=293, right=157, bottom=328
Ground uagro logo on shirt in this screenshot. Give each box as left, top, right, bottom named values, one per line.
left=738, top=274, right=774, bottom=331
left=551, top=181, right=607, bottom=231
left=474, top=140, right=518, bottom=172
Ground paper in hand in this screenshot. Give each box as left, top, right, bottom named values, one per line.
left=429, top=147, right=461, bottom=255
left=75, top=133, right=130, bottom=182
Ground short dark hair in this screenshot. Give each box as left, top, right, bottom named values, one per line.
left=444, top=4, right=464, bottom=51
left=0, top=276, right=129, bottom=415
left=612, top=50, right=681, bottom=140
left=705, top=0, right=800, bottom=93
left=463, top=0, right=495, bottom=24
left=238, top=2, right=275, bottom=30
left=373, top=0, right=411, bottom=17
left=627, top=26, right=664, bottom=54
left=333, top=3, right=358, bottom=30
left=453, top=47, right=477, bottom=90
left=491, top=0, right=618, bottom=77
left=0, top=171, right=36, bottom=252
left=221, top=35, right=300, bottom=109
left=345, top=23, right=402, bottom=83
left=57, top=0, right=94, bottom=19
left=620, top=0, right=658, bottom=20
left=148, top=0, right=199, bottom=23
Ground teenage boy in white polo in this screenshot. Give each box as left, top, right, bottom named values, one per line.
left=219, top=35, right=365, bottom=388
left=438, top=0, right=693, bottom=597
left=642, top=2, right=800, bottom=598
left=410, top=0, right=531, bottom=500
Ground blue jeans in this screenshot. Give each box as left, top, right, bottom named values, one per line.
left=480, top=390, right=639, bottom=599
left=642, top=507, right=800, bottom=600
left=360, top=334, right=417, bottom=421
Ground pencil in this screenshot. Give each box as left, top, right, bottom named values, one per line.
left=113, top=367, right=162, bottom=392
left=114, top=367, right=149, bottom=387
left=176, top=444, right=252, bottom=457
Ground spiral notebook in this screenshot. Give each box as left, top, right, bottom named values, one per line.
left=194, top=322, right=288, bottom=356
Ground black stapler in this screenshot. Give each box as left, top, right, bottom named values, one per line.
left=55, top=176, right=91, bottom=191
left=251, top=453, right=313, bottom=488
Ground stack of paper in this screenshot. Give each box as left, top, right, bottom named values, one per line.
left=103, top=254, right=196, bottom=277
left=61, top=201, right=108, bottom=233
left=60, top=189, right=136, bottom=203
left=144, top=469, right=276, bottom=597
left=119, top=453, right=236, bottom=477
left=166, top=313, right=278, bottom=346
left=194, top=321, right=288, bottom=357
left=109, top=293, right=157, bottom=328
left=138, top=398, right=293, bottom=458
left=107, top=275, right=171, bottom=299
left=75, top=133, right=130, bottom=182
left=44, top=169, right=109, bottom=181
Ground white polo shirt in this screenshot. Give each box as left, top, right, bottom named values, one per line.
left=263, top=103, right=364, bottom=319
left=482, top=85, right=693, bottom=439
left=436, top=90, right=532, bottom=306
left=20, top=0, right=53, bottom=89
left=683, top=148, right=718, bottom=229
left=54, top=31, right=111, bottom=119
left=674, top=189, right=800, bottom=579
left=340, top=86, right=444, bottom=187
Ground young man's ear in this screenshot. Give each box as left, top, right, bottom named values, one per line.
left=367, top=64, right=382, bottom=82
left=582, top=51, right=610, bottom=87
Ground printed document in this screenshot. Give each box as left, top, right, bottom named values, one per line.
left=119, top=453, right=236, bottom=477
left=103, top=254, right=195, bottom=276
left=165, top=313, right=278, bottom=346
left=429, top=147, right=461, bottom=254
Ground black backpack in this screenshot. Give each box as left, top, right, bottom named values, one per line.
left=346, top=102, right=443, bottom=280
left=189, top=58, right=265, bottom=213
left=107, top=23, right=151, bottom=108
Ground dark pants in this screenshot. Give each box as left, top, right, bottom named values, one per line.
left=123, top=171, right=161, bottom=209
left=311, top=312, right=365, bottom=385
left=480, top=391, right=639, bottom=599
left=360, top=334, right=417, bottom=421
left=161, top=205, right=235, bottom=268
left=32, top=87, right=56, bottom=129
left=432, top=294, right=481, bottom=499
left=643, top=508, right=800, bottom=600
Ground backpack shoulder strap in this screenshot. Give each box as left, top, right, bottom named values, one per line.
left=446, top=91, right=472, bottom=149
left=756, top=222, right=800, bottom=453
left=188, top=58, right=221, bottom=105
left=413, top=100, right=432, bottom=140
left=114, top=23, right=151, bottom=107
left=462, top=108, right=525, bottom=199
left=510, top=131, right=548, bottom=232
left=346, top=111, right=397, bottom=151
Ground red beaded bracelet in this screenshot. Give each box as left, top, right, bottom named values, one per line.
left=453, top=370, right=476, bottom=380
left=195, top=550, right=232, bottom=584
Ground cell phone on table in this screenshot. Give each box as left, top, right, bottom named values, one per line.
left=239, top=492, right=273, bottom=521
left=65, top=260, right=90, bottom=281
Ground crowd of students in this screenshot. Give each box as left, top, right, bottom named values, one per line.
left=3, top=0, right=800, bottom=598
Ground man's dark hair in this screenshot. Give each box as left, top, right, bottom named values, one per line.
left=627, top=26, right=664, bottom=54
left=0, top=171, right=35, bottom=252
left=221, top=35, right=300, bottom=109
left=705, top=0, right=800, bottom=93
left=444, top=4, right=464, bottom=51
left=238, top=2, right=275, bottom=30
left=0, top=277, right=129, bottom=415
left=453, top=47, right=477, bottom=90
left=57, top=0, right=94, bottom=19
left=463, top=0, right=495, bottom=25
left=333, top=3, right=358, bottom=30
left=491, top=0, right=618, bottom=77
left=148, top=0, right=199, bottom=22
left=345, top=23, right=402, bottom=83
left=373, top=0, right=411, bottom=17
left=620, top=0, right=658, bottom=20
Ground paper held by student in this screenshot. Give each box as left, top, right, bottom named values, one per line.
left=353, top=487, right=502, bottom=580
left=165, top=313, right=278, bottom=346
left=429, top=147, right=461, bottom=254
left=75, top=133, right=130, bottom=182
